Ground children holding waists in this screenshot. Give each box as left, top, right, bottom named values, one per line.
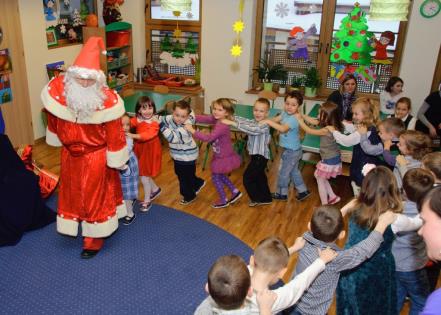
left=221, top=98, right=272, bottom=206
left=159, top=99, right=205, bottom=205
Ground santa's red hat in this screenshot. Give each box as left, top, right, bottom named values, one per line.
left=66, top=37, right=107, bottom=83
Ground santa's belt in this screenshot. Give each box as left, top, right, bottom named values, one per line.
left=65, top=143, right=106, bottom=157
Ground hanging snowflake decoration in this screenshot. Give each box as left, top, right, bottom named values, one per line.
left=231, top=44, right=242, bottom=57
left=60, top=24, right=67, bottom=34
left=233, top=20, right=245, bottom=33
left=274, top=2, right=289, bottom=18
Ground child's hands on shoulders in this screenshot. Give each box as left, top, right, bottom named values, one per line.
left=259, top=119, right=270, bottom=126
left=327, top=125, right=336, bottom=133
left=383, top=139, right=392, bottom=150
left=126, top=132, right=137, bottom=139
left=256, top=289, right=276, bottom=315
left=184, top=123, right=195, bottom=134
left=288, top=236, right=306, bottom=255
left=375, top=210, right=398, bottom=234
left=396, top=155, right=408, bottom=166
left=356, top=124, right=367, bottom=135
left=151, top=115, right=160, bottom=123
left=318, top=247, right=338, bottom=264
left=294, top=113, right=302, bottom=120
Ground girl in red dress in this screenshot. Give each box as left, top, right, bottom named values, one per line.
left=129, top=96, right=162, bottom=212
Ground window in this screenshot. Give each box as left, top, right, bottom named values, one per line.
left=253, top=0, right=408, bottom=96
left=146, top=0, right=202, bottom=76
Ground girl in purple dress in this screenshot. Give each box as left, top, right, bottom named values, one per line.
left=185, top=98, right=242, bottom=208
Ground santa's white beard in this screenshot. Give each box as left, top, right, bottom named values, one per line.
left=65, top=74, right=106, bottom=120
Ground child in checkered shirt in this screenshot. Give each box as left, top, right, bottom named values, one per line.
left=119, top=113, right=139, bottom=225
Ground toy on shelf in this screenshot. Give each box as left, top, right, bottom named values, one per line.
left=143, top=64, right=184, bottom=87
left=103, top=0, right=124, bottom=25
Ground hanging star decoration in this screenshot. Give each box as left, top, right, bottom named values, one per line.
left=231, top=0, right=245, bottom=57
left=230, top=44, right=242, bottom=57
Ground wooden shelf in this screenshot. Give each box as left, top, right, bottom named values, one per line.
left=134, top=82, right=204, bottom=96
left=107, top=45, right=130, bottom=51
left=108, top=62, right=131, bottom=71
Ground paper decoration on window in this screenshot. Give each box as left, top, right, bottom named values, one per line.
left=331, top=3, right=373, bottom=65
left=371, top=31, right=395, bottom=64
left=159, top=33, right=198, bottom=67
left=274, top=2, right=289, bottom=18
left=287, top=24, right=317, bottom=61
left=330, top=64, right=377, bottom=83
left=369, top=0, right=410, bottom=21
left=231, top=0, right=245, bottom=57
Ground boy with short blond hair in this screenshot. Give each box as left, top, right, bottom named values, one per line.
left=222, top=98, right=272, bottom=206
left=194, top=236, right=337, bottom=314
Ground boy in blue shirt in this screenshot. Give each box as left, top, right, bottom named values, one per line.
left=262, top=91, right=310, bottom=201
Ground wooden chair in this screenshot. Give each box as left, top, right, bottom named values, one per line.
left=153, top=85, right=169, bottom=94
left=257, top=90, right=278, bottom=108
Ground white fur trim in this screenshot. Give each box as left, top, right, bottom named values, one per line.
left=81, top=215, right=118, bottom=238
left=107, top=146, right=129, bottom=168
left=67, top=66, right=106, bottom=83
left=116, top=203, right=127, bottom=219
left=41, top=83, right=125, bottom=124
left=45, top=127, right=62, bottom=147
left=57, top=216, right=79, bottom=237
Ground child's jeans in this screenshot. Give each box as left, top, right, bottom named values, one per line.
left=396, top=268, right=430, bottom=315
left=276, top=148, right=307, bottom=196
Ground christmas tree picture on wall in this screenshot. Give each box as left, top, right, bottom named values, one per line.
left=331, top=2, right=373, bottom=65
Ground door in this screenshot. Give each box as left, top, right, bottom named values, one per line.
left=0, top=0, right=34, bottom=146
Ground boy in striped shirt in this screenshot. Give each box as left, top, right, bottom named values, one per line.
left=160, top=100, right=205, bottom=205
left=290, top=206, right=397, bottom=315
left=221, top=98, right=272, bottom=206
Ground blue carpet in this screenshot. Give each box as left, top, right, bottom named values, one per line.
left=0, top=205, right=252, bottom=314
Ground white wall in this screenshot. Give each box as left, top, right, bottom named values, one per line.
left=400, top=0, right=441, bottom=113
left=20, top=1, right=440, bottom=139
left=19, top=0, right=82, bottom=139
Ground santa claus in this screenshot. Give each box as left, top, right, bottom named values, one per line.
left=41, top=37, right=128, bottom=259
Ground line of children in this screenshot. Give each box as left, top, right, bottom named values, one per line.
left=221, top=98, right=273, bottom=206
left=185, top=98, right=242, bottom=209
left=295, top=101, right=343, bottom=205
left=261, top=91, right=310, bottom=202
left=195, top=236, right=337, bottom=314
left=159, top=99, right=205, bottom=205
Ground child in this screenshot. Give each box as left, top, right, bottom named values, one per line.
left=221, top=98, right=272, bottom=207
left=295, top=101, right=343, bottom=205
left=394, top=168, right=433, bottom=314
left=129, top=96, right=162, bottom=212
left=391, top=97, right=417, bottom=130
left=383, top=130, right=431, bottom=188
left=195, top=236, right=337, bottom=314
left=159, top=100, right=205, bottom=205
left=262, top=91, right=310, bottom=201
left=185, top=98, right=241, bottom=208
left=421, top=152, right=441, bottom=292
left=380, top=76, right=405, bottom=115
left=330, top=97, right=383, bottom=195
left=290, top=206, right=400, bottom=315
left=336, top=166, right=423, bottom=315
left=119, top=113, right=139, bottom=225
left=359, top=117, right=405, bottom=158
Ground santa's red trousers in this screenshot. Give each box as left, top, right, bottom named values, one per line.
left=83, top=237, right=104, bottom=250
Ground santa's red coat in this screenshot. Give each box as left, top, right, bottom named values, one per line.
left=41, top=76, right=128, bottom=238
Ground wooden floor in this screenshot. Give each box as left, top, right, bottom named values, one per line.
left=33, top=139, right=417, bottom=314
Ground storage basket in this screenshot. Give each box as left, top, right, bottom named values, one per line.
left=106, top=30, right=130, bottom=47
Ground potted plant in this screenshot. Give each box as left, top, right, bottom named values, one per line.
left=289, top=76, right=304, bottom=93
left=254, top=59, right=288, bottom=91
left=304, top=67, right=321, bottom=97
